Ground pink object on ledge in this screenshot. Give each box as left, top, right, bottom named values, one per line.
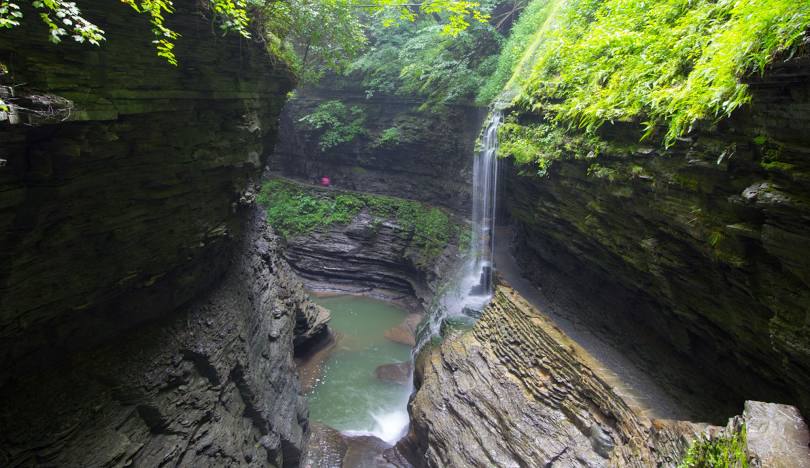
left=320, top=176, right=331, bottom=187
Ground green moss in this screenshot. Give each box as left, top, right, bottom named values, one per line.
left=497, top=113, right=607, bottom=175
left=257, top=179, right=460, bottom=267
left=256, top=179, right=365, bottom=238
left=587, top=163, right=619, bottom=182
left=497, top=0, right=810, bottom=146
left=679, top=424, right=748, bottom=468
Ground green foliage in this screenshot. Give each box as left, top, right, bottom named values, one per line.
left=298, top=100, right=367, bottom=150
left=1, top=0, right=105, bottom=45
left=497, top=117, right=564, bottom=176
left=679, top=425, right=748, bottom=468
left=496, top=112, right=607, bottom=174
left=476, top=0, right=555, bottom=104
left=259, top=0, right=367, bottom=82
left=492, top=0, right=810, bottom=146
left=256, top=179, right=364, bottom=237
left=2, top=0, right=489, bottom=71
left=375, top=126, right=402, bottom=147
left=587, top=163, right=618, bottom=182
left=257, top=179, right=460, bottom=266
left=347, top=12, right=502, bottom=109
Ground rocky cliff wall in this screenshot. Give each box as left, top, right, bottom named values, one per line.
left=504, top=54, right=810, bottom=414
left=0, top=4, right=329, bottom=466
left=0, top=209, right=328, bottom=467
left=262, top=179, right=468, bottom=308
left=269, top=81, right=484, bottom=213
left=402, top=285, right=708, bottom=467
left=0, top=0, right=294, bottom=377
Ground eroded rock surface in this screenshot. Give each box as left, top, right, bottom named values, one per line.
left=0, top=210, right=326, bottom=467
left=284, top=206, right=463, bottom=309
left=402, top=285, right=709, bottom=467
left=0, top=0, right=294, bottom=379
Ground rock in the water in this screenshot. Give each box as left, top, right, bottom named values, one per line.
left=297, top=331, right=340, bottom=393
left=301, top=424, right=413, bottom=468
left=375, top=362, right=414, bottom=385
left=384, top=313, right=423, bottom=347
left=301, top=424, right=349, bottom=468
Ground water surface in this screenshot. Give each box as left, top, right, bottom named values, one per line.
left=307, top=295, right=413, bottom=443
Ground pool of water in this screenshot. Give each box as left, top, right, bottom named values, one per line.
left=307, top=295, right=414, bottom=443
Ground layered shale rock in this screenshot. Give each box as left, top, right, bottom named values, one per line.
left=269, top=80, right=484, bottom=214
left=0, top=2, right=324, bottom=466
left=0, top=0, right=294, bottom=377
left=0, top=210, right=327, bottom=466
left=504, top=53, right=810, bottom=414
left=279, top=186, right=466, bottom=307
left=402, top=285, right=708, bottom=467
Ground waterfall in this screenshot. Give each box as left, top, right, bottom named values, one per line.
left=416, top=111, right=502, bottom=348
left=468, top=110, right=501, bottom=300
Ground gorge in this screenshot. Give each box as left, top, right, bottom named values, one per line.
left=2, top=0, right=810, bottom=467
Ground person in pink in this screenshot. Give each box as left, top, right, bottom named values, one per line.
left=320, top=176, right=331, bottom=187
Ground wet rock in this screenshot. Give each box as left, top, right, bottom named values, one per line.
left=301, top=424, right=349, bottom=468
left=301, top=425, right=413, bottom=468
left=284, top=207, right=462, bottom=311
left=375, top=362, right=414, bottom=385
left=384, top=313, right=423, bottom=347
left=297, top=332, right=340, bottom=393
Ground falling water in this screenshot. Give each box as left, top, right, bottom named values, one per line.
left=416, top=111, right=503, bottom=346
left=467, top=110, right=502, bottom=300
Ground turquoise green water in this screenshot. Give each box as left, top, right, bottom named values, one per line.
left=307, top=295, right=413, bottom=442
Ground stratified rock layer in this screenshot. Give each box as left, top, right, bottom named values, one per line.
left=0, top=3, right=322, bottom=466
left=0, top=210, right=326, bottom=466
left=505, top=54, right=810, bottom=413
left=0, top=0, right=293, bottom=377
left=281, top=191, right=465, bottom=307
left=403, top=285, right=707, bottom=467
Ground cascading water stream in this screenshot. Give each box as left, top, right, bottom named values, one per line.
left=416, top=110, right=503, bottom=348
left=468, top=109, right=502, bottom=300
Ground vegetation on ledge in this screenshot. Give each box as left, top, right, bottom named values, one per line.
left=488, top=0, right=810, bottom=146
left=679, top=424, right=748, bottom=468
left=257, top=179, right=465, bottom=266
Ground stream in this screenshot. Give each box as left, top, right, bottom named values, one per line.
left=306, top=295, right=415, bottom=444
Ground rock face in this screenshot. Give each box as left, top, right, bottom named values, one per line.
left=402, top=285, right=707, bottom=467
left=0, top=209, right=327, bottom=466
left=269, top=81, right=484, bottom=213
left=284, top=206, right=464, bottom=307
left=504, top=54, right=810, bottom=414
left=0, top=4, right=325, bottom=466
left=0, top=0, right=294, bottom=379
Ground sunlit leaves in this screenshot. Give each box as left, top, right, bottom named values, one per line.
left=506, top=0, right=810, bottom=146
left=2, top=0, right=491, bottom=71
left=1, top=0, right=106, bottom=45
